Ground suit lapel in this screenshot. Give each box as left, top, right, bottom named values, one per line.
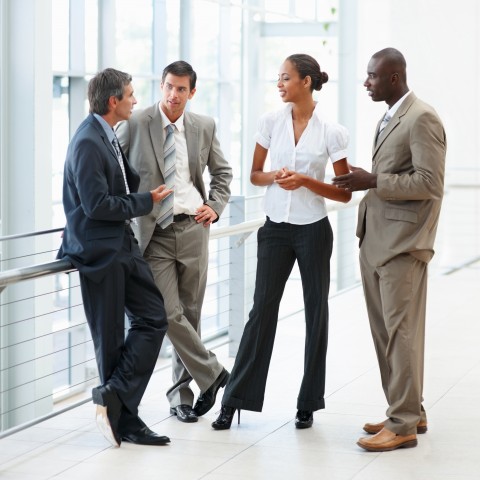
left=184, top=112, right=200, bottom=184
left=373, top=92, right=417, bottom=158
left=90, top=114, right=118, bottom=162
left=91, top=114, right=132, bottom=193
left=148, top=104, right=167, bottom=175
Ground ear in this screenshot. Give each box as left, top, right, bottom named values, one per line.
left=108, top=95, right=118, bottom=111
left=304, top=75, right=312, bottom=89
left=188, top=87, right=197, bottom=100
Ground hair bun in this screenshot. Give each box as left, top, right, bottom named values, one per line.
left=320, top=71, right=329, bottom=85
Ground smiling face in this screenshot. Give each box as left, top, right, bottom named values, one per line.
left=160, top=73, right=196, bottom=122
left=277, top=60, right=310, bottom=103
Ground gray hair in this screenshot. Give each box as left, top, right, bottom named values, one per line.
left=88, top=68, right=132, bottom=115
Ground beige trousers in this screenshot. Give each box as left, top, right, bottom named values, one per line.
left=360, top=250, right=428, bottom=435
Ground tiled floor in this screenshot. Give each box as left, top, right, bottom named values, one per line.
left=1, top=183, right=480, bottom=479
left=1, top=256, right=479, bottom=479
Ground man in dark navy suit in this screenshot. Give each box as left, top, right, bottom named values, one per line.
left=57, top=68, right=173, bottom=447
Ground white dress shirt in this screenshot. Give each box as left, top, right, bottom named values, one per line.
left=254, top=103, right=349, bottom=225
left=384, top=90, right=411, bottom=123
left=159, top=107, right=204, bottom=215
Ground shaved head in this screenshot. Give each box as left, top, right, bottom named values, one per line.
left=365, top=47, right=409, bottom=107
left=372, top=48, right=407, bottom=82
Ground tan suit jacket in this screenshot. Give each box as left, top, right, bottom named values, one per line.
left=116, top=104, right=232, bottom=254
left=357, top=92, right=446, bottom=266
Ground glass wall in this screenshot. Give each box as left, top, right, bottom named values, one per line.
left=51, top=0, right=341, bottom=226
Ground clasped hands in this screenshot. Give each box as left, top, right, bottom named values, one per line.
left=274, top=167, right=304, bottom=190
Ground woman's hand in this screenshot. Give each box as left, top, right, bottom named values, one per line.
left=274, top=168, right=305, bottom=190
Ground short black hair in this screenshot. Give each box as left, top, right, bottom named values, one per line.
left=162, top=60, right=197, bottom=90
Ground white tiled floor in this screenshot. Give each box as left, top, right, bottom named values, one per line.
left=1, top=256, right=479, bottom=479
left=2, top=184, right=480, bottom=479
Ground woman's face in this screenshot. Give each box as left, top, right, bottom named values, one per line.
left=277, top=60, right=309, bottom=103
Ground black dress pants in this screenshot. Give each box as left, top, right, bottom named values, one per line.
left=223, top=217, right=333, bottom=412
left=80, top=227, right=168, bottom=433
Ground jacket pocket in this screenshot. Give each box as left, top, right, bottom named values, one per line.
left=86, top=226, right=118, bottom=241
left=385, top=207, right=418, bottom=224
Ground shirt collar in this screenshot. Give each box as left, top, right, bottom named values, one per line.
left=386, top=90, right=411, bottom=119
left=93, top=113, right=116, bottom=143
left=283, top=102, right=323, bottom=121
left=158, top=103, right=185, bottom=132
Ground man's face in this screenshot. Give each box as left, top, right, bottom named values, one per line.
left=364, top=56, right=395, bottom=104
left=160, top=73, right=196, bottom=122
left=114, top=83, right=137, bottom=121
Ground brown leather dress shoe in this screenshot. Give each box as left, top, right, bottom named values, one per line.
left=357, top=428, right=417, bottom=452
left=363, top=419, right=428, bottom=435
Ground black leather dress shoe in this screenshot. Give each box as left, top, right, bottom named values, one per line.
left=170, top=404, right=198, bottom=423
left=295, top=410, right=313, bottom=429
left=193, top=368, right=230, bottom=417
left=122, top=426, right=171, bottom=446
left=92, top=384, right=122, bottom=447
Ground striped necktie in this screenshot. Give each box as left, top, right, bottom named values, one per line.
left=112, top=136, right=130, bottom=194
left=156, top=124, right=176, bottom=228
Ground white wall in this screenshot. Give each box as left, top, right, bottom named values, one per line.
left=354, top=0, right=480, bottom=185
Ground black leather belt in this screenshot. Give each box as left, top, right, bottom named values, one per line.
left=173, top=213, right=193, bottom=223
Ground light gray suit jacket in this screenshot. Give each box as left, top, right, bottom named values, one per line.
left=357, top=92, right=447, bottom=266
left=116, top=103, right=232, bottom=253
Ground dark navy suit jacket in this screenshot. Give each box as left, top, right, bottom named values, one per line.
left=57, top=114, right=153, bottom=282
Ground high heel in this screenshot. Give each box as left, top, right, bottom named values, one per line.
left=211, top=405, right=241, bottom=430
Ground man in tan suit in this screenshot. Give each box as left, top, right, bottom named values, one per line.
left=117, top=61, right=232, bottom=423
left=333, top=48, right=446, bottom=451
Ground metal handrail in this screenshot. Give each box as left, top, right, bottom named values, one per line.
left=0, top=221, right=266, bottom=292
left=0, top=197, right=361, bottom=293
left=0, top=259, right=75, bottom=293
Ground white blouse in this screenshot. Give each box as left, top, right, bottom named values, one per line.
left=254, top=103, right=348, bottom=225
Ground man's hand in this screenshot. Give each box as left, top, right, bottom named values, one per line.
left=195, top=204, right=218, bottom=227
left=150, top=185, right=173, bottom=203
left=332, top=165, right=377, bottom=192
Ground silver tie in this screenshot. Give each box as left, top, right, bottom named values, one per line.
left=376, top=111, right=391, bottom=144
left=156, top=124, right=176, bottom=228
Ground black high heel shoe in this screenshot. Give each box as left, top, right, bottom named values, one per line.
left=211, top=405, right=241, bottom=430
left=295, top=410, right=313, bottom=429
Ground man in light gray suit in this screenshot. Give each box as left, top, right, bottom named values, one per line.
left=116, top=61, right=232, bottom=423
left=333, top=48, right=446, bottom=451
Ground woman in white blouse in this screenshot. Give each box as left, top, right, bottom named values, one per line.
left=212, top=54, right=352, bottom=430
